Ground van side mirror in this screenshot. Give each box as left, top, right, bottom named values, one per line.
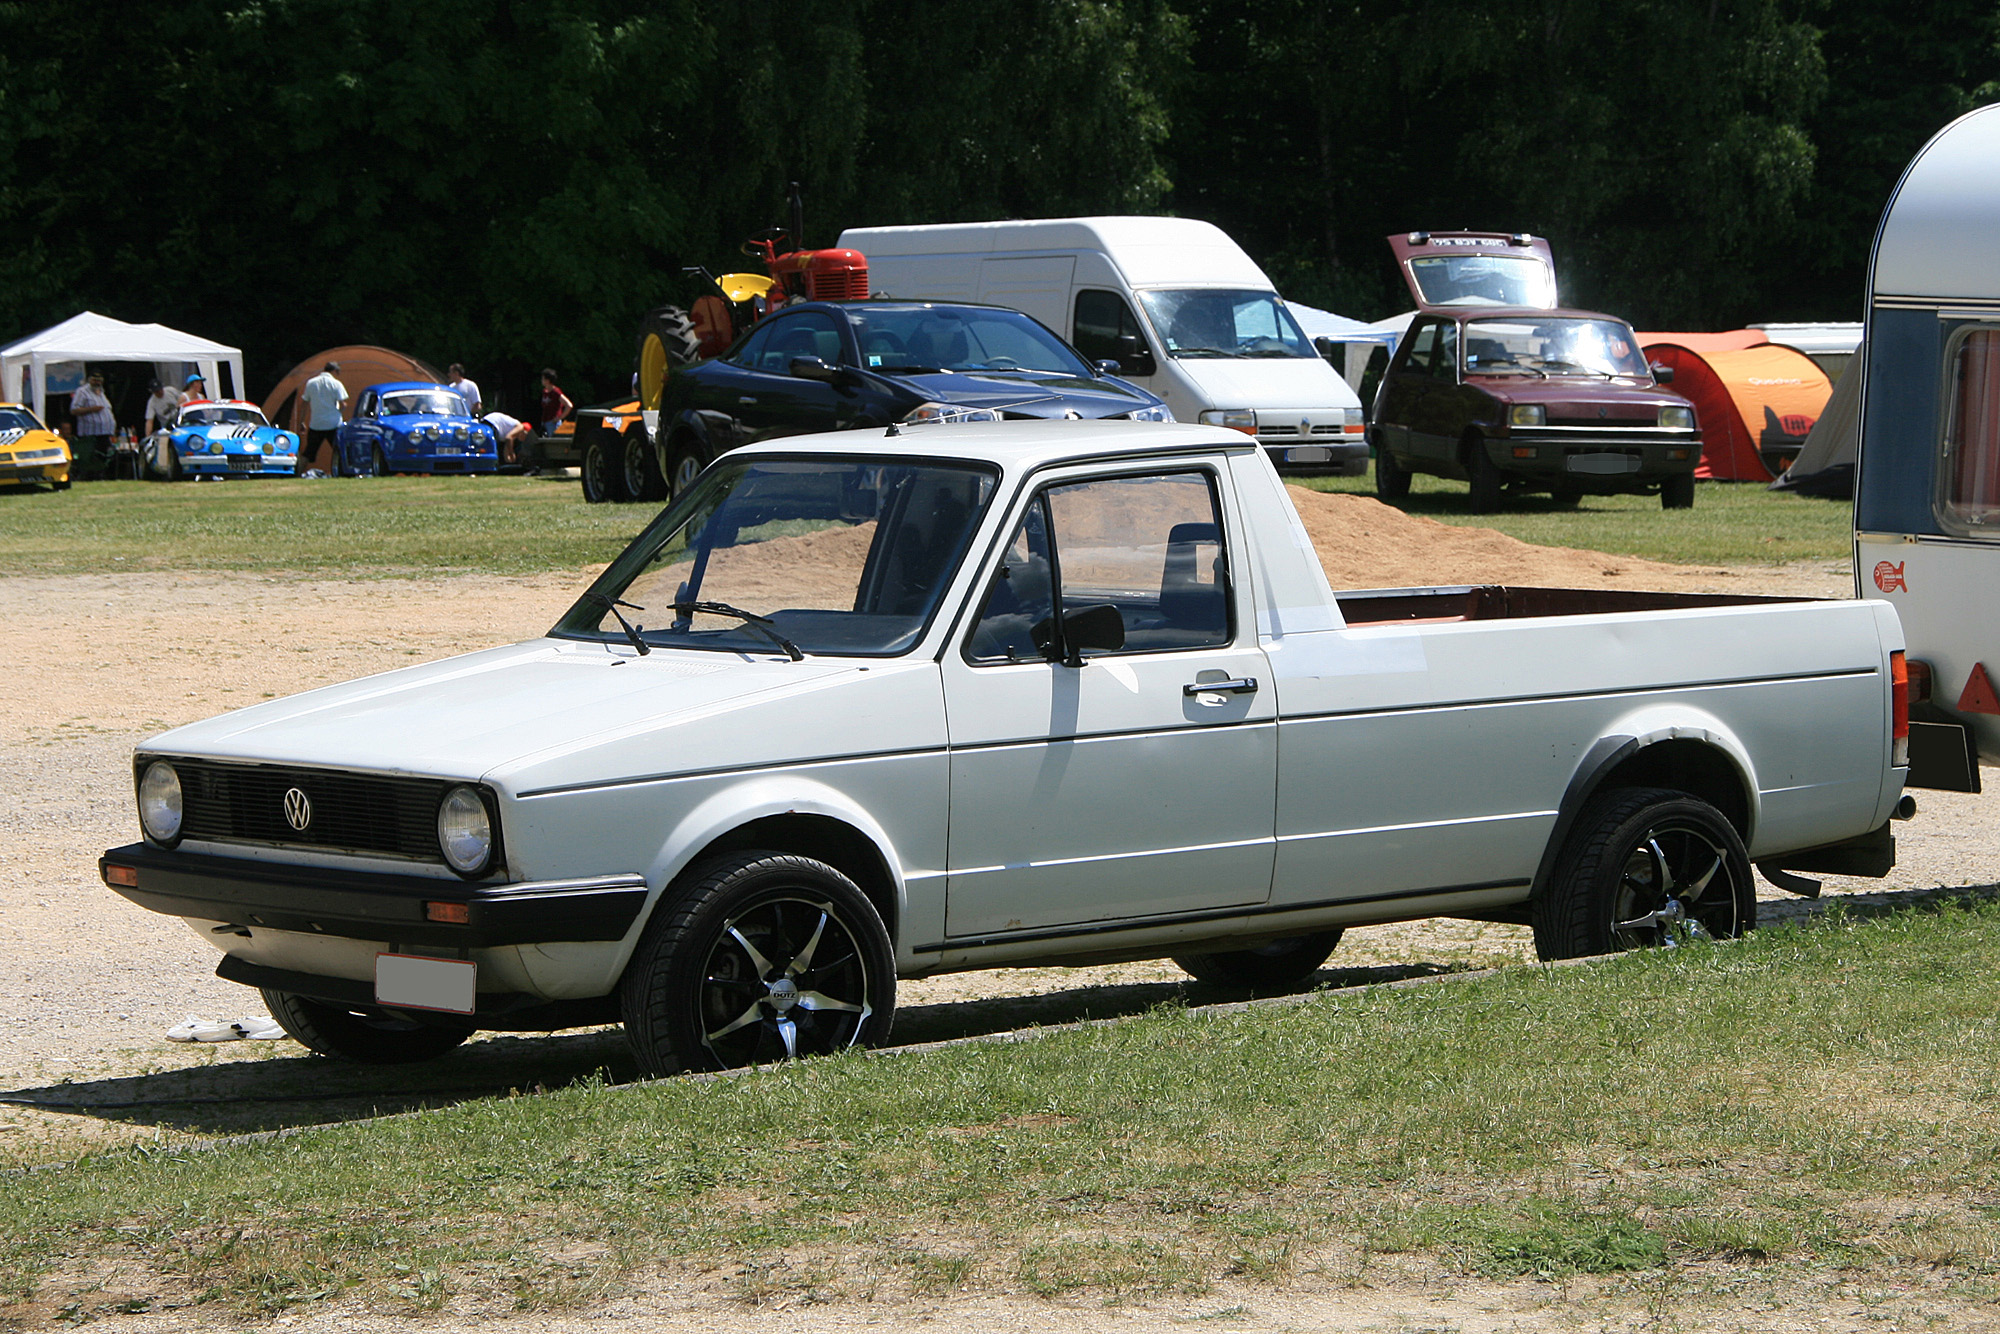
left=1115, top=334, right=1156, bottom=378
left=1649, top=362, right=1675, bottom=384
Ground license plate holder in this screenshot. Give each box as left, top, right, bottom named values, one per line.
left=1565, top=452, right=1641, bottom=475
left=1285, top=446, right=1333, bottom=464
left=375, top=953, right=477, bottom=1014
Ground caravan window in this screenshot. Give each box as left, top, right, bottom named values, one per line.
left=1941, top=328, right=2000, bottom=534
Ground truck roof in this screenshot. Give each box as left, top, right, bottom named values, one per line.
left=729, top=419, right=1257, bottom=474
left=837, top=216, right=1273, bottom=290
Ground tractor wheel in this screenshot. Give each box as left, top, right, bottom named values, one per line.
left=638, top=307, right=701, bottom=412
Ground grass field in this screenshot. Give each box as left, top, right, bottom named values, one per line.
left=5, top=903, right=1999, bottom=1320
left=0, top=466, right=1853, bottom=578
left=1294, top=469, right=1854, bottom=566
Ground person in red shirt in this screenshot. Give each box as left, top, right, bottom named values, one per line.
left=539, top=368, right=572, bottom=435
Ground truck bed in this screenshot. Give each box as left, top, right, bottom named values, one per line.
left=1336, top=585, right=1817, bottom=627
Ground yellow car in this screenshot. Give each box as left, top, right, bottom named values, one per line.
left=0, top=402, right=71, bottom=490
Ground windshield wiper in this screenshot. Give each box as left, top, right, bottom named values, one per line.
left=1169, top=346, right=1239, bottom=358
left=668, top=600, right=805, bottom=661
left=582, top=592, right=650, bottom=656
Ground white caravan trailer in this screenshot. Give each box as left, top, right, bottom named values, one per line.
left=1855, top=102, right=2000, bottom=792
left=837, top=216, right=1368, bottom=475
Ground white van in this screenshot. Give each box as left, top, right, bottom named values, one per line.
left=836, top=216, right=1368, bottom=474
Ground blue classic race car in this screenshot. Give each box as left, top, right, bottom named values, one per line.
left=153, top=400, right=299, bottom=480
left=337, top=382, right=498, bottom=475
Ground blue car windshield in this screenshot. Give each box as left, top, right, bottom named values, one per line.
left=846, top=307, right=1091, bottom=376
left=382, top=391, right=469, bottom=417
left=554, top=456, right=999, bottom=657
left=180, top=406, right=264, bottom=427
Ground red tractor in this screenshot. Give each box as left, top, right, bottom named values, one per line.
left=583, top=187, right=869, bottom=503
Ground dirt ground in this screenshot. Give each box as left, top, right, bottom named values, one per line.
left=5, top=489, right=1998, bottom=1333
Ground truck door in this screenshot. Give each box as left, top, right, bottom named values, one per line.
left=940, top=461, right=1277, bottom=939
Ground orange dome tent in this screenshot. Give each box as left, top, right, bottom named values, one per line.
left=262, top=346, right=444, bottom=433
left=1639, top=337, right=1831, bottom=480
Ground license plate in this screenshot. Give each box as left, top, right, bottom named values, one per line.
left=436, top=445, right=463, bottom=455
left=1565, top=453, right=1641, bottom=475
left=375, top=953, right=476, bottom=1013
left=1285, top=446, right=1333, bottom=464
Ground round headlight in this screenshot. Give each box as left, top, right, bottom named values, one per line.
left=437, top=785, right=494, bottom=875
left=138, top=761, right=183, bottom=845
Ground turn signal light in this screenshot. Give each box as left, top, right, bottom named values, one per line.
left=1891, top=651, right=1909, bottom=768
left=104, top=863, right=139, bottom=888
left=425, top=901, right=472, bottom=924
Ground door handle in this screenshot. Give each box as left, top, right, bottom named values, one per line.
left=738, top=396, right=757, bottom=405
left=1184, top=677, right=1258, bottom=697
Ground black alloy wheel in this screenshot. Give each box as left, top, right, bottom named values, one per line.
left=1374, top=439, right=1410, bottom=502
left=620, top=852, right=895, bottom=1077
left=667, top=436, right=705, bottom=499
left=1533, top=786, right=1754, bottom=961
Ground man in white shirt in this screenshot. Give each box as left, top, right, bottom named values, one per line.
left=300, top=362, right=348, bottom=477
left=143, top=380, right=183, bottom=434
left=68, top=371, right=116, bottom=481
left=482, top=410, right=528, bottom=466
left=447, top=363, right=482, bottom=415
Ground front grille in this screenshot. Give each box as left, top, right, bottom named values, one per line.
left=1548, top=412, right=1655, bottom=427
left=434, top=458, right=464, bottom=472
left=165, top=759, right=450, bottom=862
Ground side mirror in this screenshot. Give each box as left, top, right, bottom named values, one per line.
left=1649, top=362, right=1675, bottom=384
left=1114, top=334, right=1156, bottom=378
left=1095, top=359, right=1123, bottom=376
left=789, top=355, right=837, bottom=382
left=1031, top=602, right=1127, bottom=664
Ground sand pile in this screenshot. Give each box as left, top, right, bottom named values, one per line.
left=1285, top=486, right=1728, bottom=592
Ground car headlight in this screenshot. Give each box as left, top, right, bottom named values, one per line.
left=437, top=785, right=495, bottom=876
left=1660, top=404, right=1695, bottom=430
left=138, top=760, right=183, bottom=845
left=902, top=402, right=1002, bottom=425
left=1509, top=404, right=1546, bottom=427
left=1128, top=403, right=1175, bottom=422
left=1198, top=408, right=1258, bottom=435
left=415, top=425, right=437, bottom=439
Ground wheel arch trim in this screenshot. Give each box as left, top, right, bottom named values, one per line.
left=1531, top=722, right=1760, bottom=901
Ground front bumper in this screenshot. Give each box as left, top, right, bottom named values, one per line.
left=1260, top=437, right=1369, bottom=475
left=1488, top=429, right=1700, bottom=484
left=181, top=455, right=298, bottom=476
left=99, top=842, right=648, bottom=948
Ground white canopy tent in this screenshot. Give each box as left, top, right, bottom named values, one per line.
left=0, top=311, right=244, bottom=422
left=1287, top=301, right=1404, bottom=391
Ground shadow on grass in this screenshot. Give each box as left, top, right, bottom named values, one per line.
left=0, top=962, right=1456, bottom=1138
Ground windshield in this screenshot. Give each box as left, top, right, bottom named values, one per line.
left=1461, top=318, right=1650, bottom=378
left=553, top=456, right=999, bottom=657
left=382, top=391, right=470, bottom=417
left=1135, top=289, right=1314, bottom=359
left=846, top=307, right=1090, bottom=376
left=181, top=406, right=266, bottom=427
left=0, top=408, right=43, bottom=433
left=1407, top=255, right=1556, bottom=309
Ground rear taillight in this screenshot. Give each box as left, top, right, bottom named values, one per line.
left=1891, top=650, right=1910, bottom=767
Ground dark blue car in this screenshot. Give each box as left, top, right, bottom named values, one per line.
left=648, top=301, right=1172, bottom=498
left=337, top=382, right=497, bottom=476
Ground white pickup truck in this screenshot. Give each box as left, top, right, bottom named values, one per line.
left=101, top=422, right=1912, bottom=1075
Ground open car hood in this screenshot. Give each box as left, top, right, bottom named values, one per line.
left=1388, top=232, right=1558, bottom=313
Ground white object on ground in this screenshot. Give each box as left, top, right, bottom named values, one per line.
left=166, top=1015, right=285, bottom=1043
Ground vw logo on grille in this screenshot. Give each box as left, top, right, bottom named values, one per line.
left=283, top=787, right=313, bottom=832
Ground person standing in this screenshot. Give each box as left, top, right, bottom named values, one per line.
left=300, top=362, right=347, bottom=477
left=539, top=367, right=571, bottom=435
left=447, top=363, right=482, bottom=415
left=68, top=371, right=116, bottom=481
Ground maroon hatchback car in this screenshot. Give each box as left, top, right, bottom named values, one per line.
left=1370, top=232, right=1700, bottom=511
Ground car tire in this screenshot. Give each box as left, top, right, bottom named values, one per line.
left=638, top=306, right=702, bottom=412
left=1374, top=439, right=1410, bottom=502
left=1173, top=930, right=1344, bottom=990
left=1466, top=433, right=1504, bottom=513
left=621, top=429, right=667, bottom=503
left=667, top=435, right=706, bottom=500
left=1531, top=786, right=1753, bottom=962
left=580, top=432, right=622, bottom=503
left=52, top=476, right=71, bottom=491
left=1549, top=481, right=1583, bottom=507
left=161, top=446, right=182, bottom=483
left=372, top=444, right=389, bottom=478
left=259, top=988, right=474, bottom=1064
left=1661, top=472, right=1696, bottom=509
left=619, top=851, right=896, bottom=1078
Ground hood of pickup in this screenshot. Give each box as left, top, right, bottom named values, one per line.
left=139, top=639, right=893, bottom=786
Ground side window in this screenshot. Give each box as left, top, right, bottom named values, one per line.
left=751, top=310, right=844, bottom=370
left=1073, top=290, right=1148, bottom=365
left=966, top=470, right=1231, bottom=663
left=1431, top=322, right=1460, bottom=381
left=1401, top=321, right=1440, bottom=376
left=1942, top=327, right=2000, bottom=533
left=727, top=321, right=778, bottom=370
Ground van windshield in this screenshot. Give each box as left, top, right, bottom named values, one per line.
left=1137, top=290, right=1315, bottom=359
